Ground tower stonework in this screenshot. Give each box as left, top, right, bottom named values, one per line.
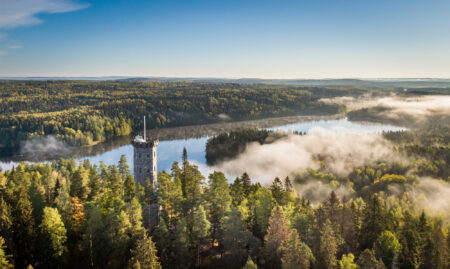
left=132, top=139, right=158, bottom=187
left=132, top=116, right=159, bottom=230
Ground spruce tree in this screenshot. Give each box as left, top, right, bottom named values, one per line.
left=128, top=234, right=162, bottom=269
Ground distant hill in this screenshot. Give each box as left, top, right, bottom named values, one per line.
left=2, top=76, right=450, bottom=88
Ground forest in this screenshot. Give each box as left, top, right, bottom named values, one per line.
left=0, top=122, right=448, bottom=269
left=0, top=81, right=346, bottom=149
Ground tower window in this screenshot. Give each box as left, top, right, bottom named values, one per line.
left=147, top=154, right=150, bottom=158
left=139, top=153, right=141, bottom=158
left=139, top=168, right=142, bottom=173
left=147, top=168, right=150, bottom=173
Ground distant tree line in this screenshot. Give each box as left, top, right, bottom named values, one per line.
left=0, top=81, right=350, bottom=148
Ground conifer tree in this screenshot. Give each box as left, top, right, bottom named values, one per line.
left=222, top=207, right=260, bottom=266
left=270, top=177, right=284, bottom=205
left=124, top=175, right=136, bottom=203
left=263, top=207, right=290, bottom=268
left=357, top=249, right=386, bottom=269
left=191, top=205, right=210, bottom=265
left=280, top=229, right=314, bottom=269
left=254, top=188, right=275, bottom=238
left=243, top=256, right=258, bottom=269
left=88, top=167, right=102, bottom=200
left=70, top=166, right=90, bottom=200
left=128, top=234, right=162, bottom=269
left=230, top=177, right=245, bottom=206
left=119, top=155, right=130, bottom=178
left=241, top=172, right=252, bottom=195
left=205, top=171, right=232, bottom=245
left=12, top=187, right=36, bottom=268
left=318, top=219, right=338, bottom=269
left=171, top=218, right=191, bottom=268
left=151, top=218, right=170, bottom=267
left=359, top=195, right=386, bottom=250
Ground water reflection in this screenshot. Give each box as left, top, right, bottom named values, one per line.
left=0, top=116, right=405, bottom=173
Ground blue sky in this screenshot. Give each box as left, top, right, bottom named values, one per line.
left=0, top=0, right=449, bottom=78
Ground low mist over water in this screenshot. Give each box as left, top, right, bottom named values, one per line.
left=0, top=118, right=405, bottom=182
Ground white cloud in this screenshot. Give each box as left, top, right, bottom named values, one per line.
left=9, top=44, right=22, bottom=49
left=0, top=0, right=88, bottom=29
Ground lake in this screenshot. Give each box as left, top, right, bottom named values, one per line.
left=0, top=117, right=405, bottom=174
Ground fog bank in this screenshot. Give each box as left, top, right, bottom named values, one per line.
left=215, top=127, right=398, bottom=185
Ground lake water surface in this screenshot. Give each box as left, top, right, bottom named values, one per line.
left=0, top=117, right=405, bottom=173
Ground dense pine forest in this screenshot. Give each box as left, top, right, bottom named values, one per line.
left=0, top=124, right=448, bottom=268
left=0, top=81, right=348, bottom=149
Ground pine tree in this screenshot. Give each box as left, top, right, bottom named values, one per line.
left=107, top=165, right=123, bottom=198
left=124, top=175, right=136, bottom=203
left=12, top=187, right=36, bottom=268
left=318, top=219, right=338, bottom=269
left=254, top=188, right=275, bottom=238
left=280, top=229, right=314, bottom=269
left=359, top=195, right=386, bottom=250
left=128, top=234, right=162, bottom=269
left=88, top=167, right=102, bottom=200
left=205, top=171, right=232, bottom=245
left=263, top=207, right=290, bottom=268
left=398, top=212, right=424, bottom=269
left=230, top=177, right=245, bottom=206
left=222, top=207, right=260, bottom=267
left=70, top=167, right=90, bottom=200
left=119, top=155, right=130, bottom=178
left=191, top=205, right=210, bottom=265
left=171, top=218, right=191, bottom=268
left=156, top=171, right=182, bottom=225
left=151, top=218, right=170, bottom=267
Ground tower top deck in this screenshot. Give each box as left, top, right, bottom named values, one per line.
left=132, top=137, right=159, bottom=148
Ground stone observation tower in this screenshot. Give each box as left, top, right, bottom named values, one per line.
left=132, top=116, right=159, bottom=187
left=132, top=116, right=159, bottom=230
